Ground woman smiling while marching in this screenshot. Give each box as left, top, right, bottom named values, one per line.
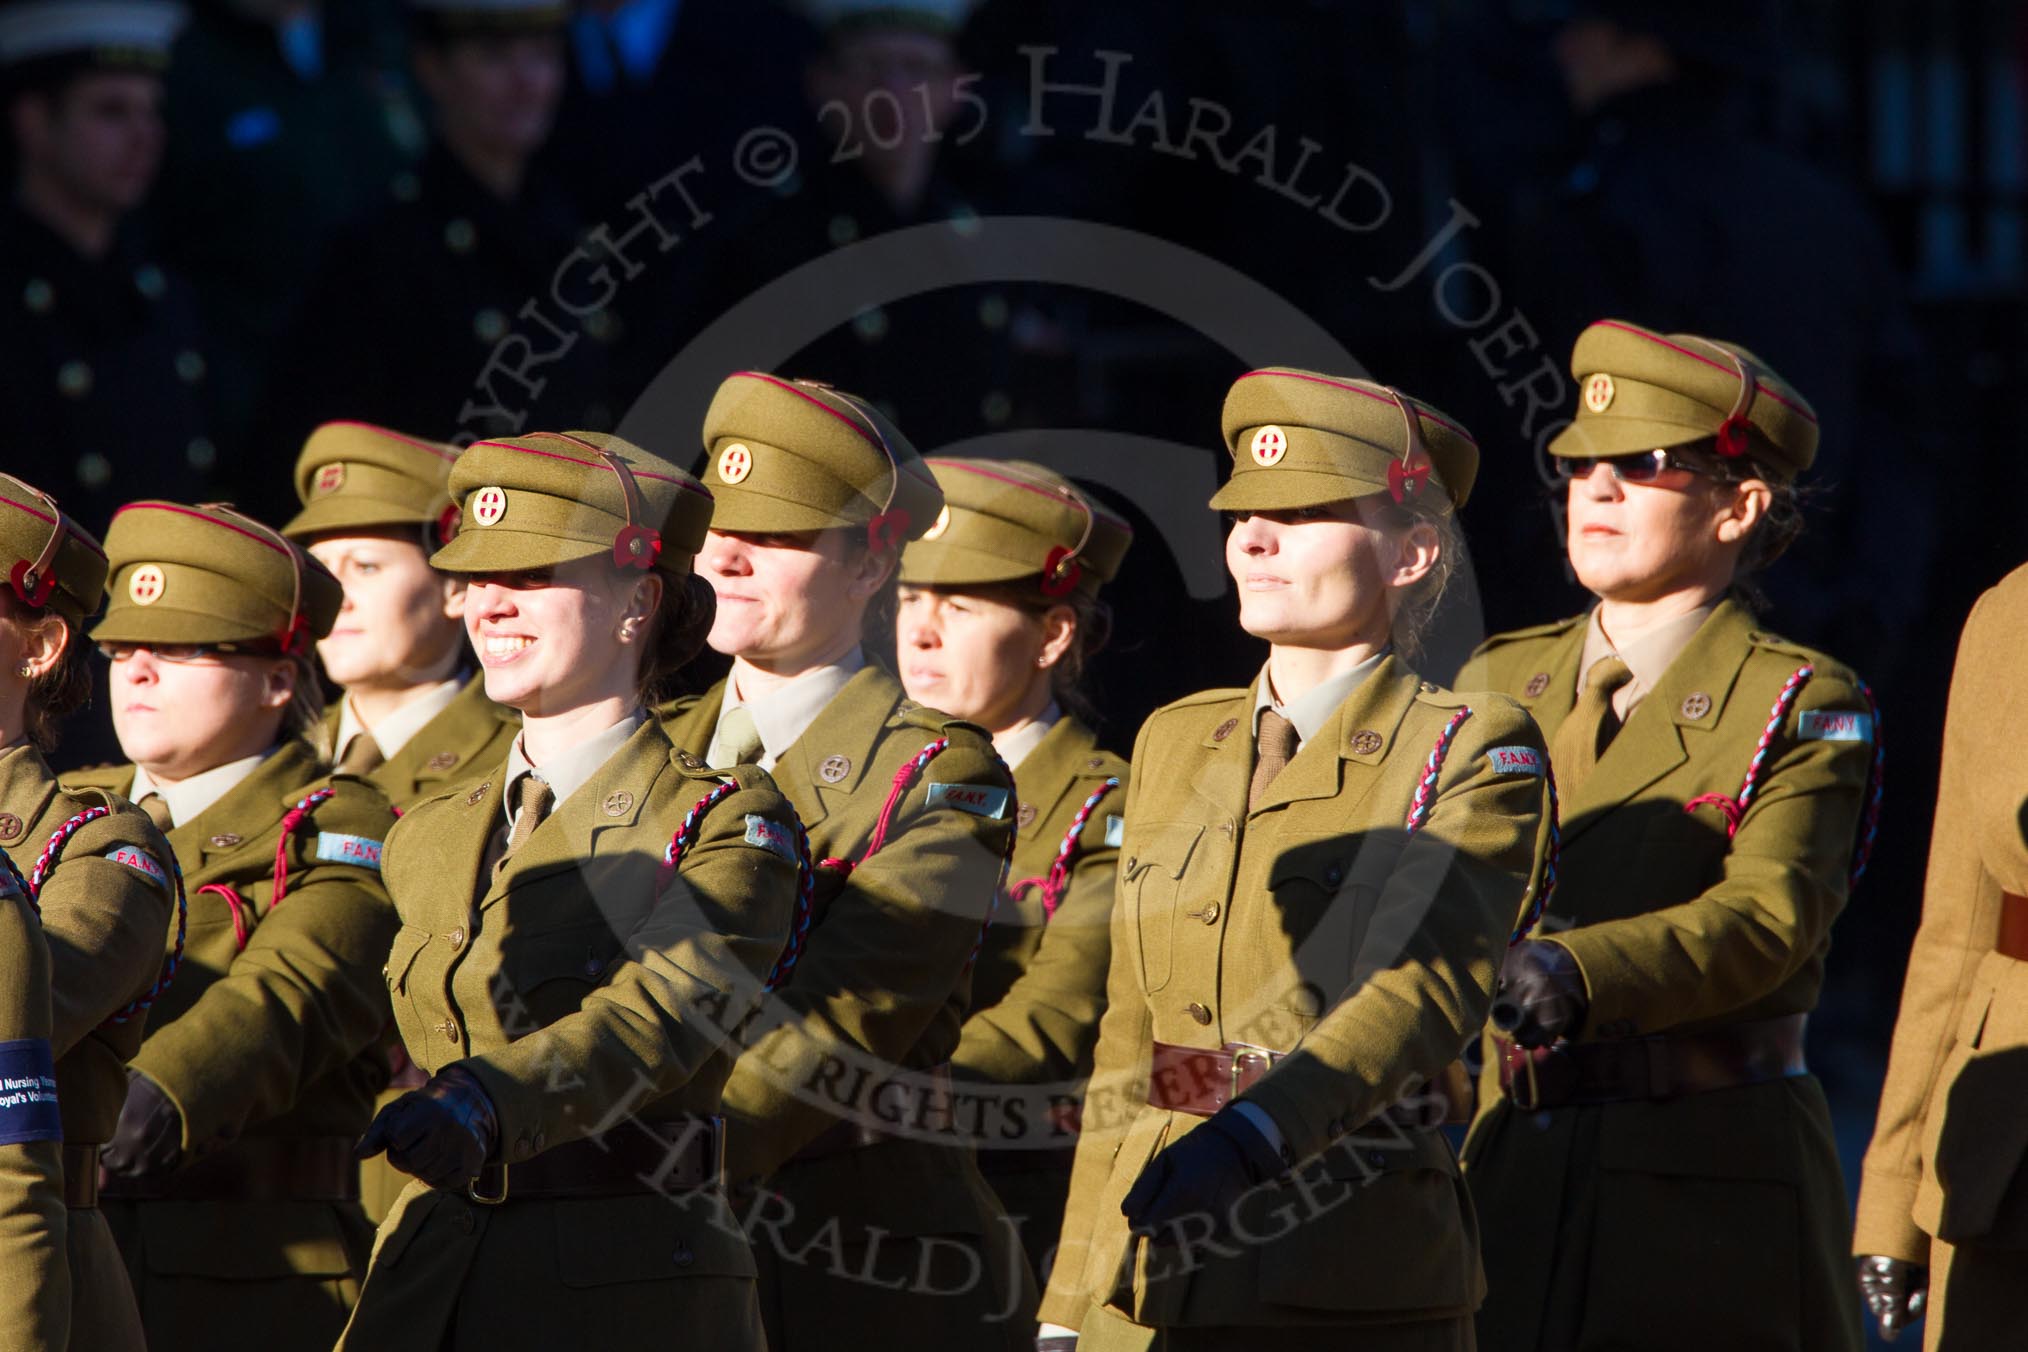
left=338, top=432, right=803, bottom=1352
left=1460, top=320, right=1878, bottom=1352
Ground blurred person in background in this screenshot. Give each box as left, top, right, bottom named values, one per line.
left=157, top=0, right=422, bottom=513
left=0, top=2, right=221, bottom=538
left=275, top=0, right=615, bottom=446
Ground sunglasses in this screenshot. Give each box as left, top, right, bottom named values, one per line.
left=1555, top=449, right=1731, bottom=484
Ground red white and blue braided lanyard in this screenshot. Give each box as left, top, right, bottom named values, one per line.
left=1682, top=665, right=1885, bottom=886
left=805, top=737, right=1018, bottom=969
left=13, top=806, right=191, bottom=1025
left=1008, top=776, right=1122, bottom=921
left=657, top=779, right=818, bottom=993
left=1400, top=707, right=1563, bottom=947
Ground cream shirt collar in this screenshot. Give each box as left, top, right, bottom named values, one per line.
left=1253, top=650, right=1390, bottom=749
left=131, top=750, right=275, bottom=830
left=1578, top=604, right=1717, bottom=719
left=335, top=678, right=464, bottom=762
left=711, top=647, right=866, bottom=771
left=503, top=709, right=645, bottom=827
left=993, top=702, right=1061, bottom=772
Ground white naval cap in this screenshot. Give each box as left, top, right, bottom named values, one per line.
left=0, top=1, right=186, bottom=68
left=801, top=0, right=978, bottom=37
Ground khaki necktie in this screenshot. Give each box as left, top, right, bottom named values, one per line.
left=337, top=733, right=385, bottom=777
left=495, top=774, right=554, bottom=875
left=1248, top=709, right=1301, bottom=812
left=1551, top=655, right=1633, bottom=797
left=716, top=705, right=764, bottom=765
left=137, top=792, right=174, bottom=835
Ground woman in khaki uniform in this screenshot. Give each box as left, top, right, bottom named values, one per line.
left=338, top=432, right=803, bottom=1352
left=893, top=458, right=1134, bottom=1282
left=65, top=502, right=399, bottom=1352
left=280, top=420, right=518, bottom=1223
left=669, top=372, right=1033, bottom=1350
left=1459, top=320, right=1879, bottom=1352
left=282, top=421, right=517, bottom=805
left=1855, top=563, right=2028, bottom=1349
left=0, top=475, right=175, bottom=1352
left=1041, top=369, right=1553, bottom=1351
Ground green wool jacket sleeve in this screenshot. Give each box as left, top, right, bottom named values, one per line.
left=718, top=717, right=1016, bottom=1182
left=953, top=742, right=1127, bottom=1089
left=130, top=775, right=398, bottom=1153
left=457, top=763, right=802, bottom=1155
left=1236, top=695, right=1552, bottom=1165
left=0, top=884, right=68, bottom=1352
left=1544, top=661, right=1873, bottom=1038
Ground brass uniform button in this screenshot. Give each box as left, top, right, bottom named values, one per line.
left=1525, top=672, right=1551, bottom=698
left=427, top=752, right=460, bottom=771
left=447, top=926, right=467, bottom=950
left=1016, top=803, right=1037, bottom=829
left=208, top=833, right=241, bottom=849
left=818, top=755, right=851, bottom=784
left=1680, top=692, right=1713, bottom=719
left=1199, top=902, right=1220, bottom=924
left=603, top=790, right=634, bottom=817
left=1350, top=730, right=1384, bottom=756
left=1186, top=1002, right=1212, bottom=1025
left=0, top=812, right=21, bottom=843
left=467, top=782, right=492, bottom=806
left=437, top=1019, right=460, bottom=1045
left=1212, top=718, right=1238, bottom=742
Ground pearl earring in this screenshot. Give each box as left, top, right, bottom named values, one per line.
left=16, top=664, right=30, bottom=677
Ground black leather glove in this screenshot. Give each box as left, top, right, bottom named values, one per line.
left=1491, top=940, right=1587, bottom=1048
left=103, top=1070, right=185, bottom=1179
left=355, top=1064, right=499, bottom=1190
left=1120, top=1108, right=1285, bottom=1243
left=1856, top=1255, right=1927, bottom=1343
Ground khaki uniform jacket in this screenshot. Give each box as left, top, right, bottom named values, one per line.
left=318, top=675, right=517, bottom=811
left=662, top=667, right=1037, bottom=1350
left=1855, top=564, right=2028, bottom=1349
left=338, top=718, right=799, bottom=1352
left=953, top=719, right=1126, bottom=1279
left=1458, top=600, right=1874, bottom=1352
left=1042, top=658, right=1552, bottom=1334
left=320, top=674, right=516, bottom=1225
left=1, top=743, right=172, bottom=1352
left=66, top=740, right=398, bottom=1352
left=0, top=863, right=67, bottom=1352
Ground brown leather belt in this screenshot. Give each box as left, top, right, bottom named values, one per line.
left=1499, top=1014, right=1809, bottom=1110
left=1999, top=893, right=2028, bottom=962
left=791, top=1064, right=955, bottom=1162
left=100, top=1136, right=359, bottom=1203
left=1148, top=1041, right=1278, bottom=1116
left=63, top=1144, right=98, bottom=1209
left=468, top=1115, right=722, bottom=1204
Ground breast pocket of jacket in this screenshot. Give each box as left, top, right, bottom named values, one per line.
left=1266, top=845, right=1373, bottom=1021
left=1120, top=823, right=1204, bottom=994
left=493, top=919, right=625, bottom=1035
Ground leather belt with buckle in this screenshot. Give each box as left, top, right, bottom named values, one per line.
left=1147, top=1041, right=1280, bottom=1116
left=1499, top=1014, right=1809, bottom=1110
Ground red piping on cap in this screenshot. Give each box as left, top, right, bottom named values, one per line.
left=1590, top=321, right=1818, bottom=425
left=1233, top=369, right=1479, bottom=445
